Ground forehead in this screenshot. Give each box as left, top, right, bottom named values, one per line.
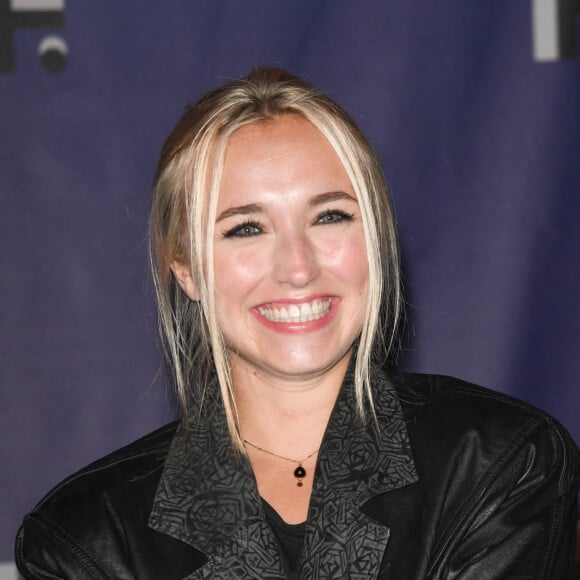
left=218, top=115, right=353, bottom=197
left=228, top=114, right=322, bottom=146
left=225, top=115, right=334, bottom=163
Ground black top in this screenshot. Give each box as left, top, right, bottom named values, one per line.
left=261, top=499, right=305, bottom=578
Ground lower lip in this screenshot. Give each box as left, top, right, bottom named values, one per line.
left=251, top=299, right=339, bottom=334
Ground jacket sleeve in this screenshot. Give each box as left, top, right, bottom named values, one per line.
left=429, top=416, right=579, bottom=579
left=15, top=513, right=108, bottom=580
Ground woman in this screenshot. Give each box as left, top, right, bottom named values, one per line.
left=16, top=68, right=579, bottom=579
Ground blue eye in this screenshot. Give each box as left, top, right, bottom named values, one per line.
left=223, top=221, right=262, bottom=238
left=316, top=210, right=354, bottom=225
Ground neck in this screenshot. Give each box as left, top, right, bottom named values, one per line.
left=232, top=356, right=351, bottom=458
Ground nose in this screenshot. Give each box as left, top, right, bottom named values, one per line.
left=273, top=232, right=320, bottom=287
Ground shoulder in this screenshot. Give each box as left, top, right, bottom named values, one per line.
left=384, top=373, right=579, bottom=577
left=16, top=421, right=181, bottom=578
left=33, top=420, right=179, bottom=513
left=392, top=372, right=579, bottom=494
left=393, top=371, right=570, bottom=429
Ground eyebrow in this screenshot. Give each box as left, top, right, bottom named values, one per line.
left=309, top=191, right=358, bottom=207
left=216, top=203, right=264, bottom=223
left=216, top=191, right=357, bottom=223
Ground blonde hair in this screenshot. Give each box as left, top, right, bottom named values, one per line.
left=150, top=67, right=402, bottom=450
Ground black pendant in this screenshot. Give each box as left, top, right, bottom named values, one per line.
left=294, top=465, right=306, bottom=487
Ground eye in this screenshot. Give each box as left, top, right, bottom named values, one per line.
left=223, top=221, right=262, bottom=238
left=315, top=210, right=355, bottom=225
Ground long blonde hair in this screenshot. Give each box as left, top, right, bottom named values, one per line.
left=150, top=67, right=402, bottom=450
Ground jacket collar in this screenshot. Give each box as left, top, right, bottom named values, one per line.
left=311, top=365, right=418, bottom=505
left=149, top=366, right=418, bottom=577
left=148, top=384, right=261, bottom=554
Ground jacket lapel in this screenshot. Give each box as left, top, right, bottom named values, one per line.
left=300, top=367, right=418, bottom=578
left=148, top=387, right=286, bottom=579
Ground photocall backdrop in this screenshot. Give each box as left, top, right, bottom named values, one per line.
left=1, top=0, right=579, bottom=572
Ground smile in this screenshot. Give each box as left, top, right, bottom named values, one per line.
left=257, top=298, right=332, bottom=323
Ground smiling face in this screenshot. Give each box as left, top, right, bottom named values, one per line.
left=211, top=115, right=369, bottom=386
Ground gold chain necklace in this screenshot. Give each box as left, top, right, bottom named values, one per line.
left=243, top=439, right=320, bottom=487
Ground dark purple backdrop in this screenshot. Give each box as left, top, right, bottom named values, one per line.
left=1, top=1, right=579, bottom=566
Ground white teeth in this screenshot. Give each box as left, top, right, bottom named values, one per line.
left=258, top=299, right=331, bottom=323
left=288, top=305, right=300, bottom=320
left=301, top=302, right=312, bottom=321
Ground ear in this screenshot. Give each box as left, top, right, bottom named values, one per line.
left=170, top=261, right=200, bottom=301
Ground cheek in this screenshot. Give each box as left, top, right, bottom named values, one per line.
left=214, top=248, right=265, bottom=303
left=321, top=237, right=369, bottom=291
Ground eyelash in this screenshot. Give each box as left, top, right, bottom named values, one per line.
left=315, top=210, right=355, bottom=224
left=222, top=210, right=355, bottom=238
left=223, top=221, right=262, bottom=238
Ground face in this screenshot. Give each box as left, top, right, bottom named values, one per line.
left=212, top=115, right=369, bottom=386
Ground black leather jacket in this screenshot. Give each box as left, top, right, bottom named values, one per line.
left=16, top=371, right=579, bottom=579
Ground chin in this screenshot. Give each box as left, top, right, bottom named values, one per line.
left=260, top=350, right=352, bottom=381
